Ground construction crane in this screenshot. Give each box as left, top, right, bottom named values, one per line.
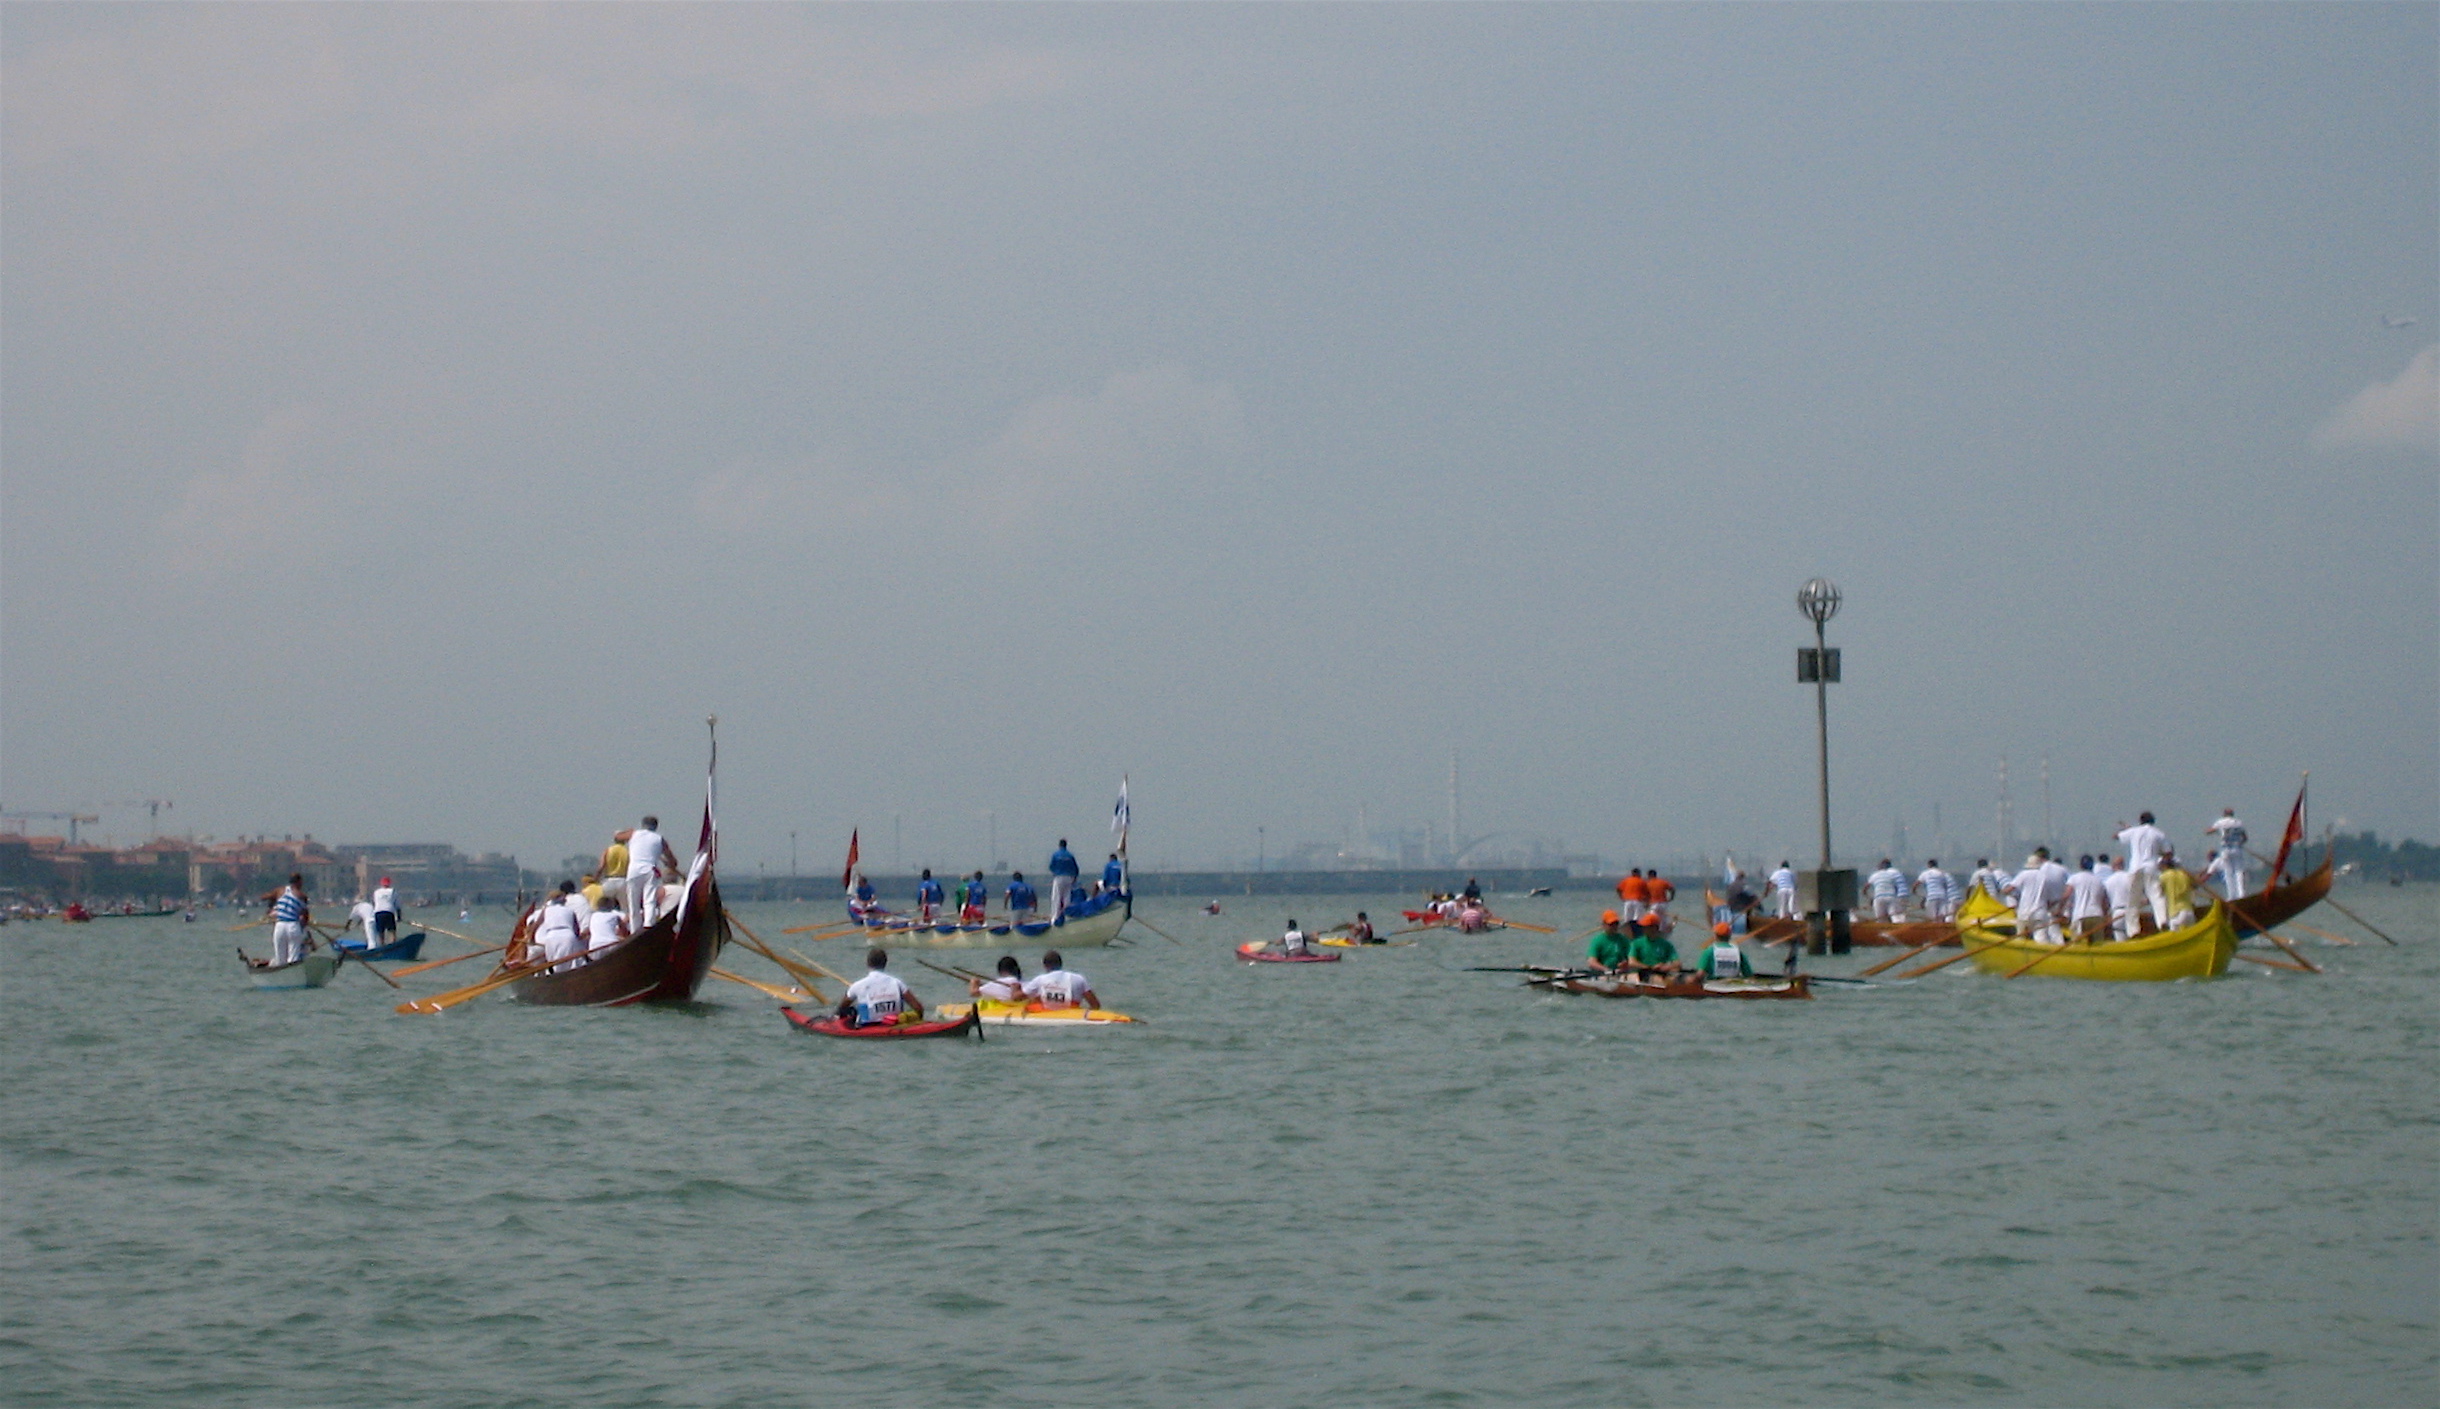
left=1, top=810, right=103, bottom=845
left=106, top=799, right=175, bottom=835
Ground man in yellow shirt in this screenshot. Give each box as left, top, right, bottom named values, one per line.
left=590, top=831, right=632, bottom=907
left=2157, top=851, right=2196, bottom=930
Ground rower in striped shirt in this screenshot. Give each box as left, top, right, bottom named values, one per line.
left=268, top=874, right=312, bottom=966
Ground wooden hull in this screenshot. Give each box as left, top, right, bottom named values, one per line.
left=1731, top=887, right=2008, bottom=948
left=336, top=932, right=426, bottom=962
left=1554, top=974, right=1811, bottom=1001
left=2223, top=858, right=2332, bottom=937
left=1237, top=943, right=1338, bottom=964
left=835, top=898, right=1130, bottom=949
left=1960, top=898, right=2236, bottom=981
left=785, top=1006, right=981, bottom=1040
left=244, top=951, right=340, bottom=989
left=509, top=871, right=725, bottom=1006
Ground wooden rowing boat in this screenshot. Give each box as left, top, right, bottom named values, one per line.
left=829, top=892, right=1131, bottom=949
left=2222, top=857, right=2332, bottom=937
left=1237, top=942, right=1339, bottom=964
left=239, top=949, right=341, bottom=989
left=335, top=932, right=426, bottom=963
left=509, top=865, right=725, bottom=1007
left=783, top=1005, right=983, bottom=1040
left=1551, top=972, right=1812, bottom=1001
left=935, top=1000, right=1141, bottom=1027
left=1729, top=886, right=2009, bottom=948
left=1959, top=897, right=2237, bottom=981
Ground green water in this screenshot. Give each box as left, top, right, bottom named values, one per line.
left=4, top=889, right=2433, bottom=1406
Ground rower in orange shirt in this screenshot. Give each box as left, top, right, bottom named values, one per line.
left=1646, top=870, right=1677, bottom=926
left=1616, top=869, right=1651, bottom=925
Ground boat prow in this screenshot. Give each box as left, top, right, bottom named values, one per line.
left=240, top=949, right=341, bottom=989
left=509, top=868, right=726, bottom=1007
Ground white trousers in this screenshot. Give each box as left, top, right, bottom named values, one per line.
left=539, top=928, right=584, bottom=971
left=271, top=921, right=307, bottom=965
left=2112, top=906, right=2138, bottom=940
left=2218, top=854, right=2250, bottom=898
left=1773, top=889, right=1796, bottom=919
left=1873, top=896, right=1906, bottom=922
left=2132, top=866, right=2166, bottom=930
left=1049, top=876, right=1074, bottom=918
left=2016, top=904, right=2061, bottom=944
left=627, top=868, right=662, bottom=927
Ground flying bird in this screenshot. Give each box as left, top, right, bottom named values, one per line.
left=2381, top=314, right=2418, bottom=329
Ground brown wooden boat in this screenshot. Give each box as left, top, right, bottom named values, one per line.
left=2220, top=857, right=2332, bottom=937
left=509, top=865, right=726, bottom=1006
left=1552, top=972, right=1811, bottom=1001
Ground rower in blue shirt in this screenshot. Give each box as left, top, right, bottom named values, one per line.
left=1007, top=871, right=1040, bottom=919
left=1047, top=840, right=1081, bottom=918
left=916, top=868, right=945, bottom=922
left=1102, top=852, right=1125, bottom=894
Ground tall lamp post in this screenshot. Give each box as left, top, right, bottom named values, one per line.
left=1796, top=578, right=1855, bottom=955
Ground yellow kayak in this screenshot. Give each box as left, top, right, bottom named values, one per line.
left=1959, top=897, right=2236, bottom=981
left=934, top=1000, right=1142, bottom=1027
left=1319, top=936, right=1416, bottom=949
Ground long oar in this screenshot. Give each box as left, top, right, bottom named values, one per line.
left=393, top=944, right=506, bottom=978
left=396, top=956, right=552, bottom=1014
left=1487, top=916, right=1557, bottom=934
left=1893, top=932, right=2024, bottom=980
left=2003, top=939, right=2079, bottom=979
left=2250, top=928, right=2322, bottom=974
left=1855, top=930, right=1964, bottom=978
left=228, top=917, right=271, bottom=932
left=314, top=928, right=403, bottom=988
left=1126, top=915, right=1190, bottom=949
left=2291, top=922, right=2358, bottom=948
left=2233, top=952, right=2314, bottom=973
left=2319, top=895, right=2400, bottom=947
left=404, top=920, right=503, bottom=950
left=722, top=912, right=835, bottom=991
left=710, top=967, right=822, bottom=1003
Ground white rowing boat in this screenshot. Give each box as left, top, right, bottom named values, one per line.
left=242, top=950, right=341, bottom=989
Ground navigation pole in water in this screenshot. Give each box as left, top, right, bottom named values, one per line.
left=1796, top=578, right=1855, bottom=955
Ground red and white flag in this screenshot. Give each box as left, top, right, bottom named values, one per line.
left=841, top=829, right=861, bottom=891
left=2270, top=778, right=2306, bottom=883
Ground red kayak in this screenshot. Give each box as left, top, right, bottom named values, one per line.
left=1236, top=942, right=1340, bottom=964
left=783, top=1006, right=983, bottom=1040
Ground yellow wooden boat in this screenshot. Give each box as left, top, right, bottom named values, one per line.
left=1959, top=897, right=2236, bottom=982
left=934, top=1000, right=1142, bottom=1027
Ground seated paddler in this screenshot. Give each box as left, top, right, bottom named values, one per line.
left=1278, top=919, right=1314, bottom=956
left=1692, top=923, right=1752, bottom=980
left=1587, top=911, right=1633, bottom=972
left=838, top=948, right=922, bottom=1027
left=1629, top=915, right=1682, bottom=975
left=1347, top=911, right=1378, bottom=944
left=1021, top=950, right=1098, bottom=1010
left=969, top=955, right=1026, bottom=1002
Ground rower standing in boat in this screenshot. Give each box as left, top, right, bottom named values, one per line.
left=591, top=832, right=631, bottom=908
left=916, top=869, right=945, bottom=924
left=1587, top=912, right=1633, bottom=972
left=2004, top=854, right=2063, bottom=944
left=969, top=956, right=1025, bottom=1001
left=1047, top=840, right=1080, bottom=918
left=2115, top=812, right=2173, bottom=932
left=267, top=875, right=311, bottom=966
left=1969, top=858, right=2008, bottom=904
left=1768, top=862, right=1797, bottom=920
left=961, top=871, right=988, bottom=924
left=534, top=883, right=586, bottom=971
left=1692, top=924, right=1750, bottom=979
left=2158, top=852, right=2197, bottom=929
left=1616, top=869, right=1648, bottom=926
left=1006, top=871, right=1039, bottom=921
left=626, top=816, right=678, bottom=927
left=2065, top=855, right=2110, bottom=940
left=1866, top=859, right=1908, bottom=923
left=838, top=948, right=922, bottom=1028
left=370, top=875, right=401, bottom=948
left=2103, top=855, right=2139, bottom=938
left=2205, top=809, right=2251, bottom=898
left=1103, top=852, right=1125, bottom=896
left=1915, top=860, right=1956, bottom=921
left=347, top=897, right=377, bottom=948
left=1023, top=950, right=1098, bottom=1011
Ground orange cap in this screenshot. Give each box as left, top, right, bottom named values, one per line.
left=1713, top=921, right=1732, bottom=938
left=1601, top=909, right=1620, bottom=924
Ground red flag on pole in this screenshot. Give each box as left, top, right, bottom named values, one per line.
left=841, top=830, right=860, bottom=891
left=2270, top=777, right=2306, bottom=884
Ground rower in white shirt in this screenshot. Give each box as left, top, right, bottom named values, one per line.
left=1768, top=863, right=1798, bottom=920
left=369, top=876, right=402, bottom=948
left=624, top=814, right=678, bottom=927
left=2064, top=855, right=2111, bottom=940
left=347, top=899, right=378, bottom=947
left=1865, top=860, right=1908, bottom=923
left=532, top=885, right=586, bottom=972
left=586, top=895, right=628, bottom=956
left=2204, top=809, right=2251, bottom=898
left=968, top=956, right=1026, bottom=1003
left=1020, top=950, right=1098, bottom=1011
left=1969, top=859, right=2008, bottom=904
left=838, top=948, right=921, bottom=1027
left=2003, top=854, right=2062, bottom=944
left=2102, top=856, right=2139, bottom=939
left=2115, top=812, right=2173, bottom=931
left=1278, top=919, right=1315, bottom=956
left=2038, top=849, right=2070, bottom=913
left=1915, top=861, right=1957, bottom=921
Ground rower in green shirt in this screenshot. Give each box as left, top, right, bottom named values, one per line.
left=1587, top=911, right=1634, bottom=971
left=1625, top=914, right=1681, bottom=975
left=1691, top=922, right=1753, bottom=979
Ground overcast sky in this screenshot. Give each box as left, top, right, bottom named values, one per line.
left=4, top=4, right=2433, bottom=878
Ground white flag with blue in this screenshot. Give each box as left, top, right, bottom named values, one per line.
left=1111, top=777, right=1130, bottom=854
